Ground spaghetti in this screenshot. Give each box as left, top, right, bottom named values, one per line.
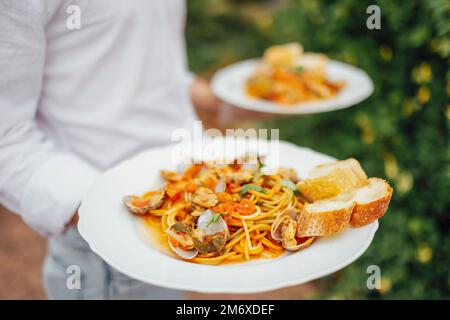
left=123, top=156, right=314, bottom=265
left=246, top=43, right=345, bottom=105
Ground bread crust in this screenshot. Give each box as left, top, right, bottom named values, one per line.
left=297, top=168, right=365, bottom=202
left=297, top=158, right=368, bottom=202
left=297, top=203, right=355, bottom=237
left=350, top=182, right=393, bottom=227
left=295, top=160, right=393, bottom=237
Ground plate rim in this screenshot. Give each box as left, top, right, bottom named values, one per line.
left=78, top=219, right=378, bottom=293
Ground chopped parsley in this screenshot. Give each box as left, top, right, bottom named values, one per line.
left=205, top=213, right=225, bottom=227
left=239, top=184, right=268, bottom=197
left=281, top=178, right=300, bottom=196
left=292, top=66, right=305, bottom=74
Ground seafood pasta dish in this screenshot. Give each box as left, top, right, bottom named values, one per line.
left=123, top=156, right=392, bottom=265
left=246, top=43, right=345, bottom=105
left=123, top=155, right=309, bottom=265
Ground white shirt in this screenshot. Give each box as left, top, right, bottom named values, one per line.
left=0, top=0, right=197, bottom=235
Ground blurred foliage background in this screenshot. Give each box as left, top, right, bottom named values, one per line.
left=185, top=0, right=450, bottom=299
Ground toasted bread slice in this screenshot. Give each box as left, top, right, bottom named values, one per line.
left=263, top=43, right=303, bottom=68
left=296, top=53, right=329, bottom=77
left=297, top=178, right=393, bottom=236
left=349, top=178, right=393, bottom=227
left=297, top=198, right=355, bottom=237
left=297, top=158, right=368, bottom=202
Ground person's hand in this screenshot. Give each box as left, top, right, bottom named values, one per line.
left=62, top=209, right=79, bottom=233
left=190, top=77, right=286, bottom=127
left=190, top=77, right=221, bottom=116
left=216, top=102, right=282, bottom=124
left=70, top=211, right=79, bottom=225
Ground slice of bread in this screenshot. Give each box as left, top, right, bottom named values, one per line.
left=297, top=198, right=355, bottom=237
left=296, top=177, right=393, bottom=236
left=349, top=178, right=393, bottom=227
left=263, top=43, right=303, bottom=68
left=297, top=158, right=368, bottom=202
left=296, top=53, right=329, bottom=77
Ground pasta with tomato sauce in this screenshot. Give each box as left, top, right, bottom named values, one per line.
left=123, top=156, right=314, bottom=265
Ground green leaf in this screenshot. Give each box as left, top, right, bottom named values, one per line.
left=239, top=184, right=267, bottom=196
left=257, top=156, right=266, bottom=169
left=280, top=178, right=296, bottom=190
left=206, top=213, right=222, bottom=227
left=292, top=66, right=304, bottom=73
left=281, top=178, right=300, bottom=196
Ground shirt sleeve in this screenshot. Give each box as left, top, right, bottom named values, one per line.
left=0, top=1, right=100, bottom=235
left=183, top=70, right=196, bottom=88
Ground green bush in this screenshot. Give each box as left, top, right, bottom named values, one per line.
left=186, top=0, right=449, bottom=299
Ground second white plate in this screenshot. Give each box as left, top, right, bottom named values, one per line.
left=211, top=59, right=374, bottom=114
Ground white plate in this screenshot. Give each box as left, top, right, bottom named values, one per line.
left=211, top=59, right=374, bottom=114
left=78, top=139, right=378, bottom=293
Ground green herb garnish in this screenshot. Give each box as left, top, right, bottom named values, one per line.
left=281, top=178, right=300, bottom=196
left=292, top=66, right=304, bottom=74
left=280, top=178, right=296, bottom=190
left=258, top=157, right=266, bottom=170
left=205, top=213, right=225, bottom=227
left=239, top=184, right=268, bottom=196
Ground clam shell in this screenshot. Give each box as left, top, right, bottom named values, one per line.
left=192, top=188, right=218, bottom=208
left=284, top=236, right=315, bottom=252
left=192, top=210, right=229, bottom=254
left=197, top=210, right=228, bottom=236
left=215, top=178, right=226, bottom=193
left=122, top=195, right=149, bottom=215
left=270, top=207, right=298, bottom=240
left=168, top=238, right=198, bottom=260
left=148, top=190, right=165, bottom=209
left=165, top=224, right=194, bottom=249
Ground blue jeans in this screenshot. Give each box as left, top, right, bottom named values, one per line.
left=42, top=227, right=184, bottom=300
